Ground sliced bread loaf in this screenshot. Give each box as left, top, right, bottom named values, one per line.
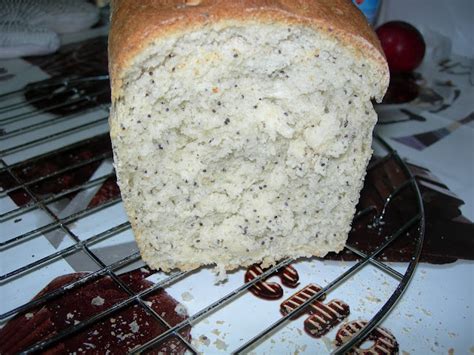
left=108, top=0, right=389, bottom=273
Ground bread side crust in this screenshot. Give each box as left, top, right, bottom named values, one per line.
left=108, top=0, right=389, bottom=104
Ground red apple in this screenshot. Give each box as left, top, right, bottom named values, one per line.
left=376, top=21, right=426, bottom=73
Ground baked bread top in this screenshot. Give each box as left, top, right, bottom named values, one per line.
left=108, top=0, right=389, bottom=101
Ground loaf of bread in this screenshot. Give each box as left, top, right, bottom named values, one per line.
left=108, top=0, right=389, bottom=274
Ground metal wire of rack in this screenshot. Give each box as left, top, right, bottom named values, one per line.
left=0, top=75, right=425, bottom=354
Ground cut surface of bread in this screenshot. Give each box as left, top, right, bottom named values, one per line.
left=109, top=1, right=389, bottom=273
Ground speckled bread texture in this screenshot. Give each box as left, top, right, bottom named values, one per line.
left=108, top=0, right=389, bottom=274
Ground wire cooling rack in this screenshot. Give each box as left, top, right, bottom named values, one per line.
left=0, top=75, right=425, bottom=354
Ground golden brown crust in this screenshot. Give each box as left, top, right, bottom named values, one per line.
left=108, top=0, right=388, bottom=100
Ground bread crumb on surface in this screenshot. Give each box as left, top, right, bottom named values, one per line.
left=91, top=296, right=105, bottom=306
left=25, top=313, right=34, bottom=319
left=194, top=334, right=211, bottom=347
left=181, top=291, right=194, bottom=301
left=213, top=338, right=228, bottom=351
left=129, top=320, right=140, bottom=333
left=83, top=342, right=96, bottom=349
left=174, top=303, right=188, bottom=317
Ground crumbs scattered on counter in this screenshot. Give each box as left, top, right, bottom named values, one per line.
left=83, top=342, right=96, bottom=349
left=174, top=303, right=188, bottom=317
left=366, top=294, right=382, bottom=303
left=129, top=320, right=139, bottom=333
left=66, top=312, right=75, bottom=319
left=91, top=296, right=105, bottom=306
left=25, top=313, right=33, bottom=319
left=195, top=335, right=210, bottom=346
left=213, top=338, right=228, bottom=350
left=181, top=291, right=194, bottom=301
